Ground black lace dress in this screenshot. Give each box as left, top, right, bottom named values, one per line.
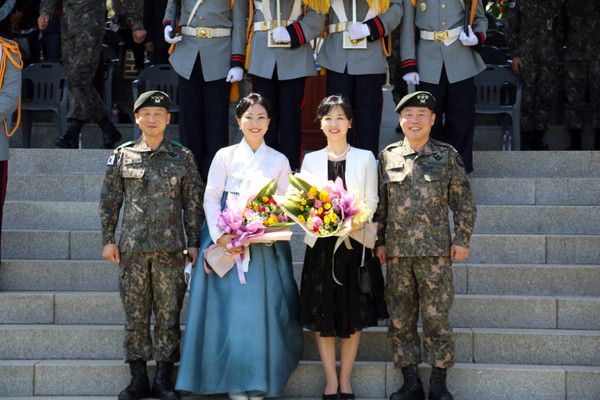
left=298, top=160, right=387, bottom=338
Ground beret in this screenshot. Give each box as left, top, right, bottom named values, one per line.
left=133, top=90, right=171, bottom=113
left=395, top=91, right=436, bottom=113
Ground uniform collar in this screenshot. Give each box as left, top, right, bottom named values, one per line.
left=132, top=137, right=172, bottom=153
left=399, top=139, right=441, bottom=156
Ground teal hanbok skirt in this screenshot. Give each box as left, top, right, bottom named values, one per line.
left=175, top=219, right=303, bottom=396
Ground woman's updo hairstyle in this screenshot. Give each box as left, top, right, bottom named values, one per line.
left=236, top=92, right=272, bottom=119
left=315, top=94, right=353, bottom=122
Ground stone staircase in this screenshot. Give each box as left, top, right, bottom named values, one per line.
left=1, top=149, right=599, bottom=400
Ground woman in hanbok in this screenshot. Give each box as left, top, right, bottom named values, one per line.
left=298, top=95, right=386, bottom=400
left=175, top=93, right=304, bottom=400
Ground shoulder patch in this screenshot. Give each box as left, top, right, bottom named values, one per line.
left=171, top=140, right=182, bottom=147
left=455, top=154, right=465, bottom=168
left=118, top=141, right=134, bottom=148
left=107, top=154, right=116, bottom=166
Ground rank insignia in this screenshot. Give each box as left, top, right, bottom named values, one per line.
left=417, top=93, right=430, bottom=104
left=170, top=176, right=178, bottom=185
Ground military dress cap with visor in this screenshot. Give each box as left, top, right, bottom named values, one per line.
left=395, top=91, right=436, bottom=113
left=133, top=90, right=171, bottom=113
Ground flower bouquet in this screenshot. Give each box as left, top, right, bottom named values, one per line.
left=275, top=173, right=372, bottom=238
left=203, top=179, right=294, bottom=284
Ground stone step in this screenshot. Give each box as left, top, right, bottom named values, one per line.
left=4, top=230, right=600, bottom=265
left=3, top=260, right=600, bottom=297
left=1, top=359, right=598, bottom=399
left=9, top=148, right=600, bottom=178
left=8, top=174, right=600, bottom=207
left=5, top=201, right=600, bottom=235
left=4, top=291, right=597, bottom=330
left=1, top=324, right=599, bottom=366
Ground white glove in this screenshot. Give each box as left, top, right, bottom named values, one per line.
left=459, top=25, right=478, bottom=46
left=164, top=25, right=182, bottom=44
left=271, top=26, right=291, bottom=43
left=348, top=22, right=370, bottom=40
left=402, top=72, right=420, bottom=86
left=226, top=67, right=244, bottom=83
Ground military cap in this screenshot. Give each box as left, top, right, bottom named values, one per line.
left=395, top=91, right=436, bottom=113
left=133, top=90, right=171, bottom=113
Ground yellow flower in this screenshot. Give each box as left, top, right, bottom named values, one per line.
left=254, top=206, right=259, bottom=212
left=324, top=203, right=331, bottom=210
left=268, top=216, right=278, bottom=225
left=330, top=212, right=338, bottom=222
left=318, top=207, right=323, bottom=214
left=298, top=215, right=306, bottom=224
left=262, top=196, right=269, bottom=203
left=324, top=215, right=330, bottom=224
left=319, top=190, right=329, bottom=202
left=309, top=187, right=318, bottom=197
left=301, top=199, right=307, bottom=205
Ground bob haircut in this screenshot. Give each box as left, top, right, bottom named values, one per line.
left=315, top=94, right=353, bottom=122
left=236, top=93, right=272, bottom=119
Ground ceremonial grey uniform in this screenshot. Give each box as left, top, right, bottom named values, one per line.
left=317, top=0, right=415, bottom=156
left=249, top=0, right=324, bottom=169
left=374, top=138, right=476, bottom=369
left=411, top=0, right=487, bottom=173
left=163, top=0, right=247, bottom=180
left=99, top=138, right=204, bottom=362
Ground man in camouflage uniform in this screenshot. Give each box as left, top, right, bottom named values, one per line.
left=99, top=91, right=204, bottom=400
left=563, top=0, right=600, bottom=150
left=374, top=92, right=476, bottom=400
left=38, top=0, right=146, bottom=149
left=505, top=0, right=564, bottom=150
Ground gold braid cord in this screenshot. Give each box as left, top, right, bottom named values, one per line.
left=0, top=38, right=23, bottom=136
left=303, top=0, right=389, bottom=15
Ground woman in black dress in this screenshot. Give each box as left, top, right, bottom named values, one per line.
left=298, top=95, right=387, bottom=399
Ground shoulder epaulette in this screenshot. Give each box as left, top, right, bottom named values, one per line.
left=118, top=141, right=134, bottom=148
left=171, top=140, right=182, bottom=147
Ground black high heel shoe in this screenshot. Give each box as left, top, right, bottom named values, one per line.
left=340, top=393, right=355, bottom=399
left=322, top=393, right=339, bottom=400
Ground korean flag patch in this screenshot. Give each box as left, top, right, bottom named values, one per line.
left=107, top=155, right=116, bottom=166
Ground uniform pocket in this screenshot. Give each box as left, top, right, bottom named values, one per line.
left=383, top=162, right=407, bottom=183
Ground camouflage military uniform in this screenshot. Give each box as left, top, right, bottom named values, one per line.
left=374, top=138, right=476, bottom=369
left=505, top=0, right=564, bottom=134
left=99, top=137, right=204, bottom=362
left=39, top=0, right=143, bottom=122
left=563, top=0, right=600, bottom=133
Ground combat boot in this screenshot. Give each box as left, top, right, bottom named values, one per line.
left=97, top=115, right=122, bottom=149
left=151, top=362, right=180, bottom=400
left=118, top=360, right=150, bottom=400
left=389, top=365, right=425, bottom=400
left=531, top=130, right=549, bottom=150
left=55, top=118, right=85, bottom=148
left=567, top=129, right=582, bottom=150
left=428, top=367, right=453, bottom=400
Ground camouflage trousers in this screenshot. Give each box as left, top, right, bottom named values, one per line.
left=61, top=1, right=107, bottom=122
left=387, top=26, right=408, bottom=106
left=519, top=60, right=559, bottom=132
left=385, top=256, right=454, bottom=369
left=119, top=251, right=187, bottom=363
left=564, top=59, right=600, bottom=129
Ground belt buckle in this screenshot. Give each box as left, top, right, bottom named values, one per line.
left=435, top=30, right=448, bottom=41
left=197, top=28, right=211, bottom=38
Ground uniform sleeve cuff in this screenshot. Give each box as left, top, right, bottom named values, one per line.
left=365, top=17, right=384, bottom=41
left=453, top=234, right=471, bottom=249
left=475, top=31, right=485, bottom=46
left=231, top=54, right=245, bottom=69
left=187, top=237, right=201, bottom=249
left=163, top=20, right=171, bottom=28
left=401, top=59, right=418, bottom=74
left=286, top=22, right=306, bottom=48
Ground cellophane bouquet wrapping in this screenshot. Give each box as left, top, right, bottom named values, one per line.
left=203, top=179, right=294, bottom=284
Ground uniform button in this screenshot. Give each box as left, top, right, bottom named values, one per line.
left=441, top=4, right=446, bottom=8
left=441, top=22, right=446, bottom=26
left=198, top=17, right=203, bottom=21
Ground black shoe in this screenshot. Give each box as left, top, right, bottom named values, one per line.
left=390, top=365, right=424, bottom=400
left=98, top=115, right=122, bottom=149
left=566, top=128, right=582, bottom=150
left=429, top=367, right=453, bottom=400
left=118, top=360, right=150, bottom=400
left=55, top=118, right=85, bottom=149
left=151, top=362, right=180, bottom=400
left=340, top=393, right=355, bottom=399
left=595, top=129, right=600, bottom=150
